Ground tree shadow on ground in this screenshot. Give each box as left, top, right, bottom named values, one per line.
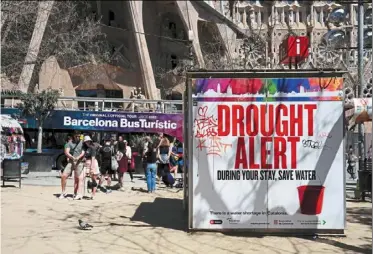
left=314, top=238, right=372, bottom=254
left=53, top=193, right=74, bottom=198
left=131, top=187, right=149, bottom=193
left=1, top=184, right=19, bottom=188
left=130, top=197, right=187, bottom=231
left=2, top=178, right=23, bottom=188
left=346, top=207, right=372, bottom=226
left=346, top=199, right=372, bottom=203
left=133, top=175, right=145, bottom=180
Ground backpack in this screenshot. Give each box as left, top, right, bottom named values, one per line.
left=162, top=172, right=175, bottom=187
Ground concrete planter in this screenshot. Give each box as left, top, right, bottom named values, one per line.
left=23, top=153, right=54, bottom=172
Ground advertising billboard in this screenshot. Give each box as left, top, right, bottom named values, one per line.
left=1, top=108, right=184, bottom=142
left=190, top=77, right=345, bottom=230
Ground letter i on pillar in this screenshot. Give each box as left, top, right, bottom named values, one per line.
left=296, top=38, right=300, bottom=55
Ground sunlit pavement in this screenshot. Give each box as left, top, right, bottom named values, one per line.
left=1, top=180, right=372, bottom=254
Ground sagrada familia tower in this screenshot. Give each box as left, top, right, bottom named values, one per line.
left=7, top=1, right=373, bottom=100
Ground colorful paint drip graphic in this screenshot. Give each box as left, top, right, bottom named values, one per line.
left=193, top=77, right=343, bottom=95
left=194, top=106, right=232, bottom=157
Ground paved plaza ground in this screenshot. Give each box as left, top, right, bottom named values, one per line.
left=1, top=174, right=372, bottom=254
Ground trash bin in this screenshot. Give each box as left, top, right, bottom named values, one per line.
left=2, top=158, right=22, bottom=188
left=359, top=159, right=372, bottom=171
left=358, top=170, right=372, bottom=193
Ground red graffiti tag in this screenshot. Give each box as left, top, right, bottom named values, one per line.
left=196, top=136, right=232, bottom=157
left=194, top=106, right=218, bottom=138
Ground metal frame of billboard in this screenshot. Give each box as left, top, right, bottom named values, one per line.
left=183, top=69, right=347, bottom=235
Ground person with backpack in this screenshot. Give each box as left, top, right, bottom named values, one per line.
left=98, top=135, right=114, bottom=193
left=157, top=137, right=175, bottom=187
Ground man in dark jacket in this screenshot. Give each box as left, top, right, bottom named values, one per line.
left=98, top=135, right=114, bottom=192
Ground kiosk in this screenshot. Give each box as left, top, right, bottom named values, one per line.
left=1, top=114, right=26, bottom=187
left=183, top=70, right=346, bottom=235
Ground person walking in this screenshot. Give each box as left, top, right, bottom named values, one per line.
left=60, top=132, right=85, bottom=200
left=98, top=136, right=114, bottom=193
left=117, top=136, right=128, bottom=191
left=145, top=141, right=157, bottom=193
left=347, top=145, right=357, bottom=180
left=83, top=136, right=99, bottom=199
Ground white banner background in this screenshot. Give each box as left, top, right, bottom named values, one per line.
left=192, top=100, right=344, bottom=230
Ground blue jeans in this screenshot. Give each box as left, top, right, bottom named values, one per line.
left=146, top=163, right=157, bottom=192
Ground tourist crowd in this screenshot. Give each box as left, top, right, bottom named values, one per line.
left=59, top=132, right=180, bottom=200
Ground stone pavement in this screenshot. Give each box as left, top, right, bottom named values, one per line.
left=1, top=183, right=372, bottom=254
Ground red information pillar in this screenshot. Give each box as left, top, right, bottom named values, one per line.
left=279, top=36, right=309, bottom=69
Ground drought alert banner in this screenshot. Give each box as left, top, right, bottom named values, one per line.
left=191, top=77, right=345, bottom=230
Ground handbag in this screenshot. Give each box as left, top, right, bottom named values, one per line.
left=110, top=147, right=118, bottom=171
left=116, top=151, right=123, bottom=161
left=111, top=156, right=118, bottom=171
left=129, top=157, right=135, bottom=171
left=160, top=154, right=170, bottom=164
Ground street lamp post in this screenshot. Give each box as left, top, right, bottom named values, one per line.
left=371, top=0, right=373, bottom=182
left=358, top=0, right=366, bottom=162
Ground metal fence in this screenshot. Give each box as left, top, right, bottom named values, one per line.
left=1, top=96, right=183, bottom=114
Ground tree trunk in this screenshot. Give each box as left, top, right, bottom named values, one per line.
left=0, top=12, right=8, bottom=34
left=37, top=125, right=43, bottom=154
left=17, top=1, right=54, bottom=92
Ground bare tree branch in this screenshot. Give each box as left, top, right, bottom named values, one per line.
left=1, top=0, right=112, bottom=91
left=153, top=24, right=268, bottom=96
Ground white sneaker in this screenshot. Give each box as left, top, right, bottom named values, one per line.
left=59, top=193, right=67, bottom=199
left=73, top=194, right=82, bottom=200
